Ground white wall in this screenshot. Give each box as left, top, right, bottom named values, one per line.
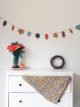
left=0, top=0, right=80, bottom=107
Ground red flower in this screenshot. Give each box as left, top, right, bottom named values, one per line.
left=7, top=45, right=17, bottom=52
left=7, top=43, right=25, bottom=52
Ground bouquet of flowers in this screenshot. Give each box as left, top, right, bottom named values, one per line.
left=7, top=41, right=25, bottom=68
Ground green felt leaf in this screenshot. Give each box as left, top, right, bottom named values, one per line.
left=27, top=32, right=31, bottom=36
left=76, top=25, right=80, bottom=30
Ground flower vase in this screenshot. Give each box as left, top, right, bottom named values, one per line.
left=12, top=55, right=19, bottom=68
left=7, top=41, right=25, bottom=69
left=12, top=48, right=23, bottom=68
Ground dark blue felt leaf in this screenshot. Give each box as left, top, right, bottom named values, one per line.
left=76, top=25, right=80, bottom=30
left=35, top=33, right=40, bottom=39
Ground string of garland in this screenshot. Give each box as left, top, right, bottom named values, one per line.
left=0, top=16, right=80, bottom=40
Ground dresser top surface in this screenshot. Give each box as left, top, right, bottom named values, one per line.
left=7, top=68, right=73, bottom=76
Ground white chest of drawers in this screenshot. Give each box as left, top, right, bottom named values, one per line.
left=7, top=69, right=73, bottom=107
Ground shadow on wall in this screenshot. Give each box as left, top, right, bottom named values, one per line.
left=20, top=47, right=31, bottom=68
left=74, top=74, right=80, bottom=107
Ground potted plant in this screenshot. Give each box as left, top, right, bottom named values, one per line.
left=7, top=41, right=25, bottom=68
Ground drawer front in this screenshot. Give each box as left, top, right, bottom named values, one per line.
left=9, top=93, right=70, bottom=107
left=8, top=75, right=71, bottom=93
left=8, top=76, right=36, bottom=92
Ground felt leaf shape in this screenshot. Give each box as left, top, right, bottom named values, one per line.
left=69, top=29, right=73, bottom=34
left=18, top=29, right=24, bottom=34
left=3, top=20, right=7, bottom=26
left=53, top=33, right=58, bottom=38
left=62, top=31, right=66, bottom=38
left=45, top=34, right=49, bottom=40
left=76, top=25, right=80, bottom=30
left=35, top=33, right=40, bottom=39
left=12, top=25, right=15, bottom=31
left=27, top=32, right=31, bottom=36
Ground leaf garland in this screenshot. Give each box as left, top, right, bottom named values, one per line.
left=0, top=16, right=80, bottom=40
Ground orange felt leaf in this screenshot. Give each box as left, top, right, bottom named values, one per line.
left=53, top=33, right=58, bottom=38
left=69, top=29, right=73, bottom=34
left=18, top=29, right=24, bottom=34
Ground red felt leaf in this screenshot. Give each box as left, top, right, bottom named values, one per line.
left=62, top=31, right=66, bottom=38
left=3, top=20, right=7, bottom=26
left=12, top=25, right=15, bottom=31
left=45, top=34, right=49, bottom=40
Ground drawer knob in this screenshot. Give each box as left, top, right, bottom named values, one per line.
left=19, top=83, right=22, bottom=86
left=19, top=100, right=22, bottom=103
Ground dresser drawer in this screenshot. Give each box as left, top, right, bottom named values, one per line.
left=9, top=93, right=70, bottom=107
left=8, top=75, right=71, bottom=93
left=8, top=76, right=36, bottom=92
